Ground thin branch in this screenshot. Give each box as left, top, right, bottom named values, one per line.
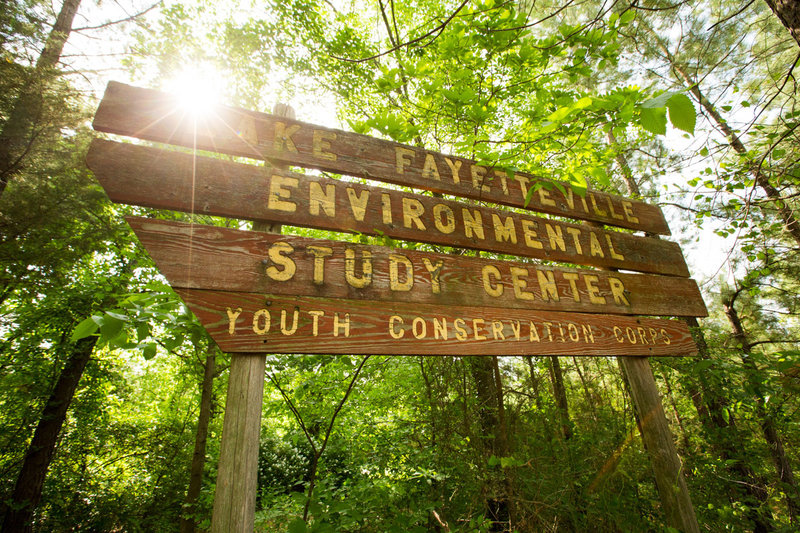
left=266, top=372, right=317, bottom=453
left=485, top=0, right=578, bottom=33
left=318, top=356, right=371, bottom=459
left=302, top=355, right=370, bottom=521
left=631, top=0, right=692, bottom=12
left=750, top=52, right=800, bottom=131
left=748, top=339, right=800, bottom=348
left=706, top=0, right=756, bottom=33
left=71, top=2, right=161, bottom=31
left=331, top=0, right=470, bottom=63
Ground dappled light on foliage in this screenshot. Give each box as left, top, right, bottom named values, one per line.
left=2, top=0, right=800, bottom=532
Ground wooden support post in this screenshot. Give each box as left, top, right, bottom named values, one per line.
left=211, top=352, right=266, bottom=533
left=210, top=103, right=295, bottom=533
left=619, top=356, right=700, bottom=533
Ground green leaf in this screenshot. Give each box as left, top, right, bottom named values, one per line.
left=547, top=106, right=573, bottom=122
left=699, top=146, right=709, bottom=156
left=590, top=167, right=610, bottom=187
left=136, top=323, right=150, bottom=342
left=666, top=94, right=696, bottom=134
left=619, top=10, right=635, bottom=25
left=70, top=316, right=100, bottom=342
left=99, top=314, right=125, bottom=341
left=641, top=91, right=680, bottom=109
left=570, top=174, right=588, bottom=197
left=524, top=185, right=536, bottom=207
left=694, top=359, right=713, bottom=372
left=140, top=342, right=158, bottom=360
left=499, top=456, right=524, bottom=468
left=639, top=106, right=667, bottom=135
left=288, top=518, right=308, bottom=533
left=106, top=310, right=129, bottom=322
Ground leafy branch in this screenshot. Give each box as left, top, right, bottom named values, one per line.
left=267, top=355, right=371, bottom=525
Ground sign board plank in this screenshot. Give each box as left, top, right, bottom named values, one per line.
left=128, top=217, right=707, bottom=317
left=88, top=139, right=689, bottom=277
left=92, top=81, right=670, bottom=235
left=175, top=289, right=698, bottom=357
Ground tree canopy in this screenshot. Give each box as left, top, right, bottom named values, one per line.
left=1, top=0, right=800, bottom=532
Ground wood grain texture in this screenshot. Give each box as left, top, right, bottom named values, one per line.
left=210, top=352, right=265, bottom=533
left=92, top=81, right=671, bottom=235
left=175, top=289, right=698, bottom=357
left=128, top=217, right=707, bottom=317
left=619, top=357, right=700, bottom=531
left=88, top=139, right=689, bottom=277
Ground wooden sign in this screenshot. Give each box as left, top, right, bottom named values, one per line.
left=89, top=81, right=705, bottom=357
left=127, top=217, right=707, bottom=317
left=90, top=83, right=705, bottom=532
left=125, top=217, right=702, bottom=355
left=88, top=139, right=689, bottom=276
left=92, top=81, right=671, bottom=235
left=175, top=289, right=697, bottom=357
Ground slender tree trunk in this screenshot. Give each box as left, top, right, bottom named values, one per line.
left=467, top=356, right=511, bottom=531
left=180, top=350, right=217, bottom=533
left=1, top=335, right=97, bottom=533
left=572, top=357, right=598, bottom=421
left=660, top=371, right=690, bottom=449
left=661, top=47, right=800, bottom=246
left=418, top=357, right=438, bottom=448
left=547, top=356, right=572, bottom=440
left=764, top=0, right=800, bottom=47
left=490, top=356, right=509, bottom=458
left=491, top=356, right=515, bottom=529
left=606, top=130, right=639, bottom=198
left=524, top=357, right=544, bottom=413
left=723, top=292, right=800, bottom=524
left=760, top=416, right=799, bottom=522
left=0, top=0, right=82, bottom=198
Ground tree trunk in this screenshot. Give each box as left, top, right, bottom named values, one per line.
left=467, top=356, right=511, bottom=531
left=547, top=356, right=572, bottom=440
left=664, top=49, right=800, bottom=246
left=0, top=0, right=82, bottom=198
left=1, top=335, right=97, bottom=533
left=180, top=350, right=217, bottom=533
left=760, top=416, right=800, bottom=524
left=524, top=357, right=544, bottom=413
left=723, top=292, right=800, bottom=524
left=210, top=353, right=265, bottom=533
left=660, top=371, right=690, bottom=449
left=572, top=357, right=598, bottom=422
left=764, top=0, right=800, bottom=47
left=490, top=356, right=509, bottom=459
left=683, top=318, right=774, bottom=532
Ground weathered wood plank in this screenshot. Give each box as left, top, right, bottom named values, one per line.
left=88, top=139, right=689, bottom=276
left=210, top=352, right=264, bottom=533
left=92, top=81, right=671, bottom=235
left=175, top=289, right=698, bottom=357
left=619, top=357, right=700, bottom=531
left=128, top=217, right=707, bottom=317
